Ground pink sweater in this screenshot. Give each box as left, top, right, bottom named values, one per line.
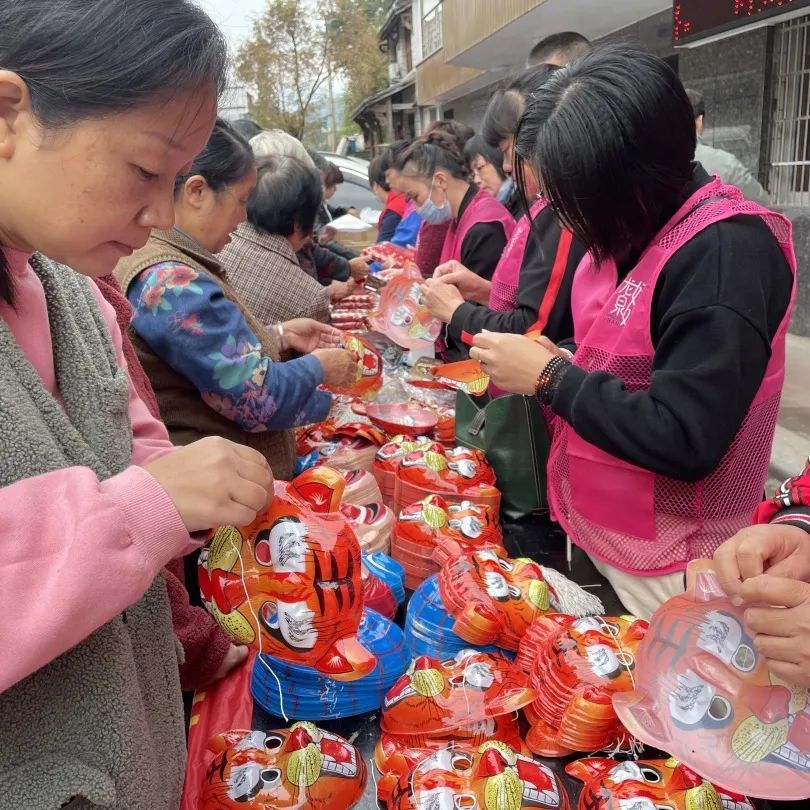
left=0, top=250, right=193, bottom=694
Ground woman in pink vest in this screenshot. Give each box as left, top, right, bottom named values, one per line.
left=423, top=64, right=584, bottom=349
left=472, top=44, right=797, bottom=617
left=395, top=130, right=515, bottom=360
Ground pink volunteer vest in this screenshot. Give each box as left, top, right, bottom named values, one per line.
left=489, top=198, right=547, bottom=312
left=547, top=178, right=797, bottom=576
left=439, top=188, right=515, bottom=268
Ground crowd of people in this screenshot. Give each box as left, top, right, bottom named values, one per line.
left=1, top=1, right=809, bottom=808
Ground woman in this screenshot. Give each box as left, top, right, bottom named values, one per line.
left=221, top=155, right=333, bottom=325
left=375, top=140, right=422, bottom=248
left=116, top=118, right=355, bottom=481
left=0, top=1, right=274, bottom=807
left=251, top=129, right=361, bottom=295
left=464, top=134, right=515, bottom=212
left=424, top=64, right=584, bottom=348
left=369, top=153, right=408, bottom=242
left=472, top=44, right=796, bottom=617
left=396, top=130, right=515, bottom=359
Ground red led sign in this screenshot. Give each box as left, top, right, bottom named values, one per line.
left=674, top=0, right=810, bottom=44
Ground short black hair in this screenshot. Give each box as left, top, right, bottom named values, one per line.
left=528, top=31, right=590, bottom=66
left=231, top=118, right=263, bottom=141
left=369, top=139, right=411, bottom=190
left=464, top=134, right=506, bottom=181
left=481, top=64, right=559, bottom=148
left=174, top=118, right=255, bottom=195
left=516, top=42, right=696, bottom=264
left=248, top=156, right=323, bottom=237
left=686, top=88, right=706, bottom=121
left=0, top=0, right=227, bottom=304
left=322, top=162, right=344, bottom=187
left=368, top=155, right=389, bottom=191
left=397, top=129, right=469, bottom=181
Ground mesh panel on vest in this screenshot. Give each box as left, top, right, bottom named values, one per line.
left=489, top=279, right=519, bottom=312
left=549, top=183, right=794, bottom=574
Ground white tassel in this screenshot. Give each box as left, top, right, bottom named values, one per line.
left=540, top=565, right=605, bottom=617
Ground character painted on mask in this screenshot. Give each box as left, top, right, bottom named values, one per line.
left=381, top=650, right=534, bottom=737
left=612, top=560, right=810, bottom=801
left=566, top=756, right=755, bottom=810
left=514, top=614, right=648, bottom=756
left=198, top=724, right=367, bottom=809
left=340, top=501, right=395, bottom=554
left=322, top=333, right=383, bottom=398
left=199, top=470, right=376, bottom=681
left=395, top=447, right=501, bottom=513
left=394, top=495, right=503, bottom=568
left=372, top=272, right=443, bottom=349
left=389, top=740, right=569, bottom=810
left=439, top=549, right=605, bottom=651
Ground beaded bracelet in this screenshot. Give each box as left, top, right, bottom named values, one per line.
left=534, top=356, right=569, bottom=405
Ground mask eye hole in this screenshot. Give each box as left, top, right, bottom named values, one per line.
left=708, top=695, right=732, bottom=722
left=264, top=734, right=283, bottom=752
left=732, top=644, right=757, bottom=672
left=497, top=558, right=513, bottom=572
left=451, top=753, right=474, bottom=773
left=640, top=766, right=660, bottom=783
left=455, top=795, right=478, bottom=810
left=261, top=768, right=282, bottom=787
left=616, top=651, right=635, bottom=669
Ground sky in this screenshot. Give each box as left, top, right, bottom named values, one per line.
left=196, top=0, right=267, bottom=57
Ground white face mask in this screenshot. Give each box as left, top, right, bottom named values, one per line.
left=417, top=176, right=453, bottom=224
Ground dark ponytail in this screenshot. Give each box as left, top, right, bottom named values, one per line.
left=0, top=0, right=228, bottom=304
left=397, top=130, right=469, bottom=182
left=174, top=118, right=255, bottom=196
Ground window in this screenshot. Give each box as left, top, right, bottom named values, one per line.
left=422, top=0, right=442, bottom=59
left=769, top=15, right=810, bottom=206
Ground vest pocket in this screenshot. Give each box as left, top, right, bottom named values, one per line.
left=567, top=432, right=656, bottom=542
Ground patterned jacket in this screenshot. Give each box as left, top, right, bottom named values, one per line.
left=755, top=458, right=810, bottom=533
left=218, top=222, right=331, bottom=325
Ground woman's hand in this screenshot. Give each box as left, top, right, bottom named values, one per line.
left=739, top=575, right=810, bottom=687
left=211, top=644, right=249, bottom=683
left=312, top=347, right=357, bottom=389
left=714, top=523, right=810, bottom=603
left=145, top=437, right=273, bottom=532
left=422, top=277, right=464, bottom=323
left=279, top=318, right=342, bottom=353
left=328, top=280, right=354, bottom=303
left=433, top=260, right=491, bottom=305
left=470, top=330, right=555, bottom=396
left=318, top=226, right=337, bottom=246
left=349, top=257, right=371, bottom=280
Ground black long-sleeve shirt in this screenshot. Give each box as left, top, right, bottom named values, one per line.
left=551, top=167, right=793, bottom=482
left=448, top=205, right=585, bottom=344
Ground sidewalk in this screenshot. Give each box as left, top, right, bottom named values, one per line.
left=770, top=333, right=810, bottom=488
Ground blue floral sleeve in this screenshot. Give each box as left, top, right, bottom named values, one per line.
left=128, top=261, right=331, bottom=431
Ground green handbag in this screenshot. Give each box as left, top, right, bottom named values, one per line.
left=454, top=389, right=551, bottom=521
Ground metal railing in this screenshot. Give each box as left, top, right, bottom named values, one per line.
left=769, top=16, right=810, bottom=207
left=422, top=2, right=443, bottom=59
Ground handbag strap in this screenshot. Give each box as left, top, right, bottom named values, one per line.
left=467, top=407, right=487, bottom=436
left=529, top=226, right=574, bottom=333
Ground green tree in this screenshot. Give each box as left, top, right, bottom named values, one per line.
left=325, top=0, right=388, bottom=121
left=237, top=0, right=327, bottom=140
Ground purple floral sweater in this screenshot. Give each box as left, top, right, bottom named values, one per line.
left=128, top=262, right=330, bottom=431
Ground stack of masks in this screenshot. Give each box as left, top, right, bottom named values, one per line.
left=393, top=446, right=501, bottom=514
left=404, top=574, right=504, bottom=661
left=391, top=495, right=503, bottom=591
left=438, top=547, right=605, bottom=652
left=361, top=551, right=406, bottom=620
left=372, top=435, right=443, bottom=508
left=199, top=468, right=408, bottom=721
left=197, top=725, right=368, bottom=809
left=374, top=650, right=537, bottom=806
left=514, top=614, right=648, bottom=756
left=387, top=741, right=570, bottom=810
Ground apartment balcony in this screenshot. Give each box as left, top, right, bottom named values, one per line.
left=442, top=0, right=670, bottom=70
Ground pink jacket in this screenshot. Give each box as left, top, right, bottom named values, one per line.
left=0, top=250, right=193, bottom=694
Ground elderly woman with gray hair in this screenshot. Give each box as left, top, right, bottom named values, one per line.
left=221, top=155, right=342, bottom=325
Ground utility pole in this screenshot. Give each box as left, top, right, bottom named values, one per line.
left=325, top=20, right=338, bottom=152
